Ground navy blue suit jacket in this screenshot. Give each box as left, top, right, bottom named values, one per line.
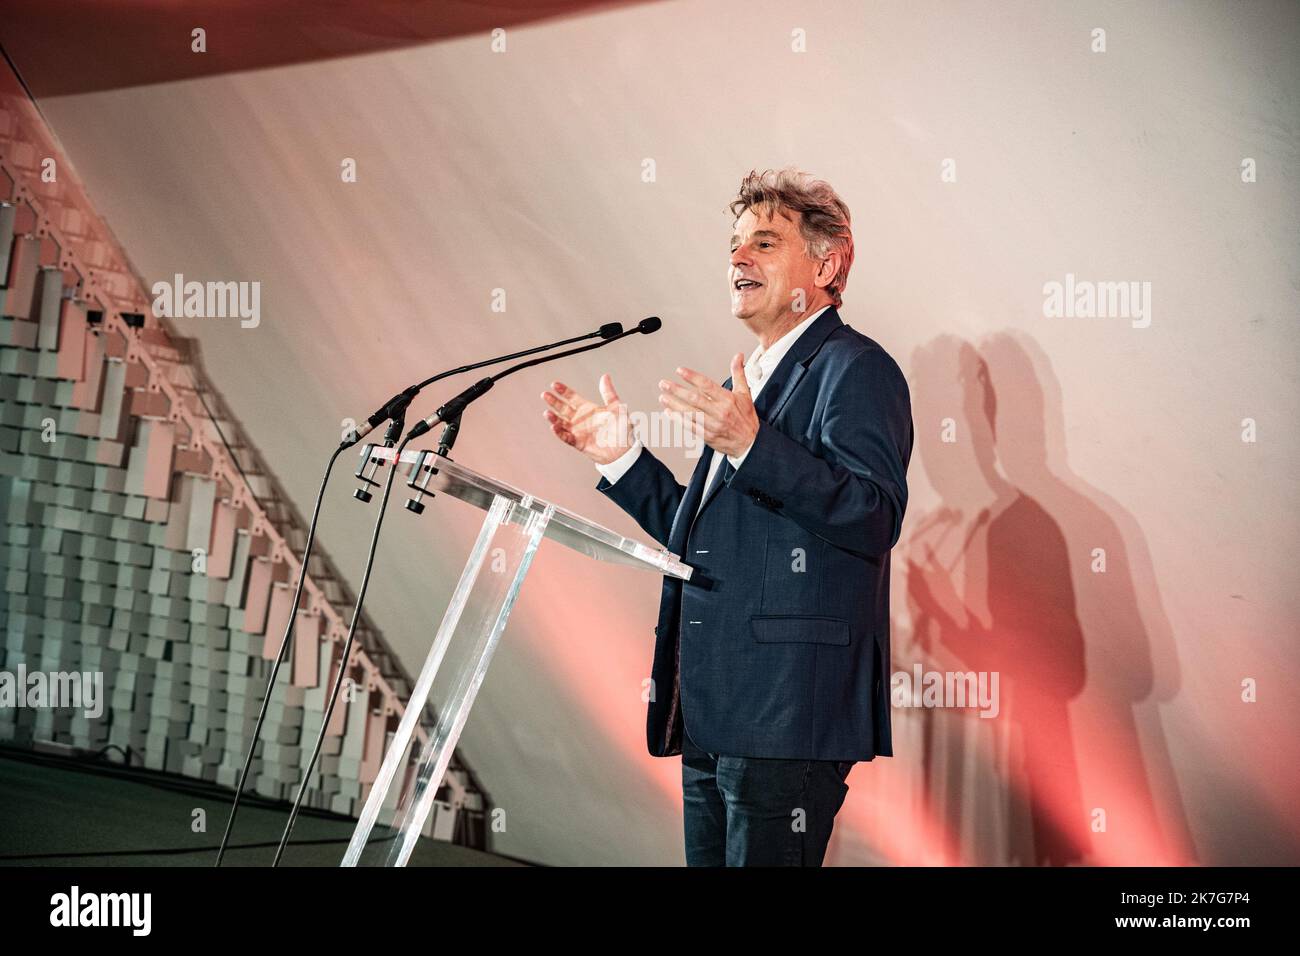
left=597, top=306, right=913, bottom=761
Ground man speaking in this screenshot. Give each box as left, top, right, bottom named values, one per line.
left=541, top=168, right=913, bottom=866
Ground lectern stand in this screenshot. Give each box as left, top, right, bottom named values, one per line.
left=341, top=447, right=691, bottom=866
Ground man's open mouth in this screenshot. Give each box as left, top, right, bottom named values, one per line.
left=734, top=278, right=762, bottom=291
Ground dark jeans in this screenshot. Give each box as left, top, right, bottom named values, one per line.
left=681, top=726, right=853, bottom=866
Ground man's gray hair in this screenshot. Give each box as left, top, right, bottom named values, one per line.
left=729, top=167, right=855, bottom=308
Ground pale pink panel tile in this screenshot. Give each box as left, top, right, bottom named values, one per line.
left=55, top=300, right=88, bottom=380
left=206, top=501, right=243, bottom=580
left=291, top=612, right=321, bottom=687
left=70, top=331, right=105, bottom=412
left=262, top=584, right=294, bottom=660
left=1, top=235, right=39, bottom=318
left=323, top=645, right=350, bottom=738
left=359, top=702, right=389, bottom=784
left=141, top=420, right=175, bottom=499
left=242, top=556, right=279, bottom=636
left=162, top=472, right=194, bottom=550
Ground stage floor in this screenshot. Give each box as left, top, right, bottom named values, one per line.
left=0, top=749, right=525, bottom=867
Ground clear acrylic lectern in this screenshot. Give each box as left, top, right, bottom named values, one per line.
left=341, top=446, right=692, bottom=866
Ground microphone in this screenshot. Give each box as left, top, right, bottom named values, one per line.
left=340, top=321, right=625, bottom=447
left=343, top=390, right=417, bottom=446
left=405, top=316, right=661, bottom=442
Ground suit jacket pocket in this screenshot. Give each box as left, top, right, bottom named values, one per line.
left=750, top=615, right=851, bottom=646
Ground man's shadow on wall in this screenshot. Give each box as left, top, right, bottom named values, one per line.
left=900, top=331, right=1197, bottom=865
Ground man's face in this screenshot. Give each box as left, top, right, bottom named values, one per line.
left=728, top=206, right=824, bottom=327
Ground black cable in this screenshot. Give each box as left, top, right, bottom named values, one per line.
left=184, top=368, right=262, bottom=511
left=215, top=440, right=348, bottom=866
left=272, top=431, right=416, bottom=866
left=90, top=743, right=138, bottom=765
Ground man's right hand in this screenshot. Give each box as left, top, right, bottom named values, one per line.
left=541, top=374, right=635, bottom=465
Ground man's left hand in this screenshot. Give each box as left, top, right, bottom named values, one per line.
left=658, top=353, right=759, bottom=459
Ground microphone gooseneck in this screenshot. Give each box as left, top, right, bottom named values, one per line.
left=406, top=316, right=661, bottom=442
left=340, top=321, right=625, bottom=449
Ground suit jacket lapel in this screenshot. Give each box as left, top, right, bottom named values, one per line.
left=668, top=440, right=715, bottom=553
left=691, top=306, right=843, bottom=520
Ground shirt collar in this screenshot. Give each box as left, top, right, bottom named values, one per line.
left=748, top=305, right=831, bottom=374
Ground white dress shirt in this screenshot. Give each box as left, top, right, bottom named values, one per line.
left=595, top=306, right=830, bottom=518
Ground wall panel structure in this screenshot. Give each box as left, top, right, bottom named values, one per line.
left=0, top=65, right=485, bottom=850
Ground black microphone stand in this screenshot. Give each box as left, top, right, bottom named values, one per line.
left=269, top=319, right=660, bottom=864
left=214, top=324, right=620, bottom=866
